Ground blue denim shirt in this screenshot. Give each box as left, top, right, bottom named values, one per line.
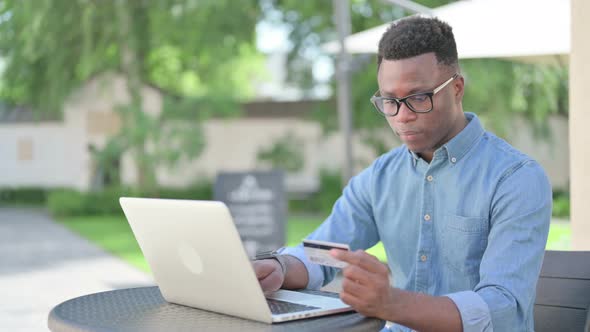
left=280, top=113, right=552, bottom=332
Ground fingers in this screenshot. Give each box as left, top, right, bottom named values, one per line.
left=339, top=291, right=361, bottom=309
left=331, top=249, right=388, bottom=275
left=340, top=274, right=391, bottom=318
left=341, top=264, right=374, bottom=286
left=252, top=260, right=275, bottom=280
left=339, top=291, right=377, bottom=317
left=258, top=269, right=283, bottom=292
left=330, top=250, right=393, bottom=319
left=341, top=274, right=365, bottom=297
left=252, top=260, right=284, bottom=292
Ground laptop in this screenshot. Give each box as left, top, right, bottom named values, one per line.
left=119, top=197, right=353, bottom=323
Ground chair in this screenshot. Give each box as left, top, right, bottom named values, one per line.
left=534, top=250, right=590, bottom=332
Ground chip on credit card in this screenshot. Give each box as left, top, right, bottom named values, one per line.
left=302, top=239, right=350, bottom=268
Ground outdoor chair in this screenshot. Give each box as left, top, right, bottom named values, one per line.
left=534, top=250, right=590, bottom=331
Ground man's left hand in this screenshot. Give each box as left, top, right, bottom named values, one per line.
left=330, top=249, right=393, bottom=318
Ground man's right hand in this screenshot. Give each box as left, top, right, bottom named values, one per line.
left=252, top=259, right=285, bottom=292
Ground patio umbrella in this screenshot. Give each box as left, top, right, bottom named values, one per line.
left=322, top=0, right=570, bottom=64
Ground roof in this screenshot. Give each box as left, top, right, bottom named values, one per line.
left=241, top=99, right=334, bottom=119
left=0, top=102, right=60, bottom=123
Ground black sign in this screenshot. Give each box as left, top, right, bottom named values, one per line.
left=214, top=170, right=286, bottom=258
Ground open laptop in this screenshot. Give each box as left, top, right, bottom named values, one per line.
left=119, top=197, right=353, bottom=323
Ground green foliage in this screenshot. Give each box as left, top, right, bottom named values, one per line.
left=0, top=0, right=262, bottom=108
left=313, top=169, right=344, bottom=215
left=289, top=169, right=343, bottom=216
left=263, top=0, right=406, bottom=89
left=462, top=59, right=568, bottom=138
left=265, top=0, right=456, bottom=161
left=511, top=62, right=569, bottom=136
left=268, top=0, right=568, bottom=156
left=0, top=187, right=49, bottom=205
left=460, top=59, right=517, bottom=137
left=47, top=182, right=213, bottom=217
left=552, top=191, right=570, bottom=218
left=47, top=189, right=92, bottom=217
left=152, top=184, right=213, bottom=202
left=47, top=187, right=140, bottom=217
left=310, top=57, right=390, bottom=156
left=0, top=0, right=264, bottom=191
left=257, top=132, right=305, bottom=172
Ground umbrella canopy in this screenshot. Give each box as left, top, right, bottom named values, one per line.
left=323, top=0, right=570, bottom=64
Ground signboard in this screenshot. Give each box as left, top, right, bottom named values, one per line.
left=214, top=170, right=286, bottom=258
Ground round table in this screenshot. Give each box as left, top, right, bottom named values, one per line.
left=48, top=286, right=385, bottom=332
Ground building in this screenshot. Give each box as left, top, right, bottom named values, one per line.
left=0, top=73, right=569, bottom=193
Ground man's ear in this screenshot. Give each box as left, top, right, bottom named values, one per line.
left=454, top=75, right=465, bottom=102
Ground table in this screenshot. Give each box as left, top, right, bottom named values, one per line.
left=48, top=286, right=385, bottom=332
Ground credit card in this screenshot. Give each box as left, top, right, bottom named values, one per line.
left=302, top=239, right=350, bottom=268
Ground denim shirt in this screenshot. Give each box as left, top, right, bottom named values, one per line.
left=280, top=112, right=552, bottom=332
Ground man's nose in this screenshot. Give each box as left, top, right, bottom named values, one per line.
left=395, top=102, right=418, bottom=123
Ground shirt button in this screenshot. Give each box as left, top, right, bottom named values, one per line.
left=451, top=157, right=457, bottom=163
left=424, top=214, right=431, bottom=221
left=420, top=255, right=427, bottom=262
left=426, top=175, right=434, bottom=182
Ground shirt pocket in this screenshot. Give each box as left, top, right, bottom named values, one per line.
left=441, top=213, right=488, bottom=275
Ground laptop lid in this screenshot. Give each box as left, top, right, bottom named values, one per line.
left=119, top=197, right=274, bottom=323
left=119, top=197, right=352, bottom=323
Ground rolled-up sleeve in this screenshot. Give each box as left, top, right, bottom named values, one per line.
left=450, top=160, right=552, bottom=332
left=446, top=291, right=493, bottom=331
left=278, top=244, right=325, bottom=290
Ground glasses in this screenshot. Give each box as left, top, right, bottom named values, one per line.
left=370, top=73, right=459, bottom=117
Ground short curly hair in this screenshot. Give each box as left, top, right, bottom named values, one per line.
left=377, top=15, right=458, bottom=68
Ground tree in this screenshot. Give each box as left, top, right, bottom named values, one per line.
left=257, top=131, right=305, bottom=172
left=0, top=0, right=263, bottom=191
left=262, top=0, right=457, bottom=161
left=264, top=0, right=568, bottom=165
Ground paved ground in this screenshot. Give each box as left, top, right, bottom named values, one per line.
left=0, top=207, right=348, bottom=331
left=0, top=207, right=155, bottom=332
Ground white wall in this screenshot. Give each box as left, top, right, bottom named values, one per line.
left=150, top=118, right=380, bottom=192
left=0, top=122, right=86, bottom=189
left=150, top=114, right=569, bottom=192
left=570, top=0, right=590, bottom=249
left=504, top=115, right=569, bottom=190
left=0, top=73, right=163, bottom=191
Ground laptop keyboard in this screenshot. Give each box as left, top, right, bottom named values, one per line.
left=266, top=298, right=320, bottom=314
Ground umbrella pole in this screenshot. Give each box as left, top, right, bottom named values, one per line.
left=333, top=0, right=354, bottom=186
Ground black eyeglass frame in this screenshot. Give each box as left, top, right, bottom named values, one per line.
left=370, top=73, right=459, bottom=117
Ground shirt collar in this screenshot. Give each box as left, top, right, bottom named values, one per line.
left=406, top=112, right=484, bottom=166
left=408, top=149, right=420, bottom=167
left=441, top=112, right=484, bottom=165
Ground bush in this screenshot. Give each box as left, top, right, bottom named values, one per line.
left=84, top=187, right=138, bottom=215
left=289, top=169, right=343, bottom=216
left=552, top=191, right=570, bottom=218
left=47, top=189, right=89, bottom=217
left=46, top=182, right=213, bottom=217
left=153, top=183, right=213, bottom=201
left=0, top=187, right=49, bottom=205
left=313, top=169, right=343, bottom=215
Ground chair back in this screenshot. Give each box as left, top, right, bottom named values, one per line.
left=534, top=250, right=590, bottom=332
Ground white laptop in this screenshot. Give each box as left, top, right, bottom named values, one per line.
left=119, top=197, right=353, bottom=323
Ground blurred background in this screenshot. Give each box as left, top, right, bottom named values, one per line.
left=0, top=0, right=580, bottom=330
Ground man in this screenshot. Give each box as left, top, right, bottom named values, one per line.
left=253, top=16, right=551, bottom=332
